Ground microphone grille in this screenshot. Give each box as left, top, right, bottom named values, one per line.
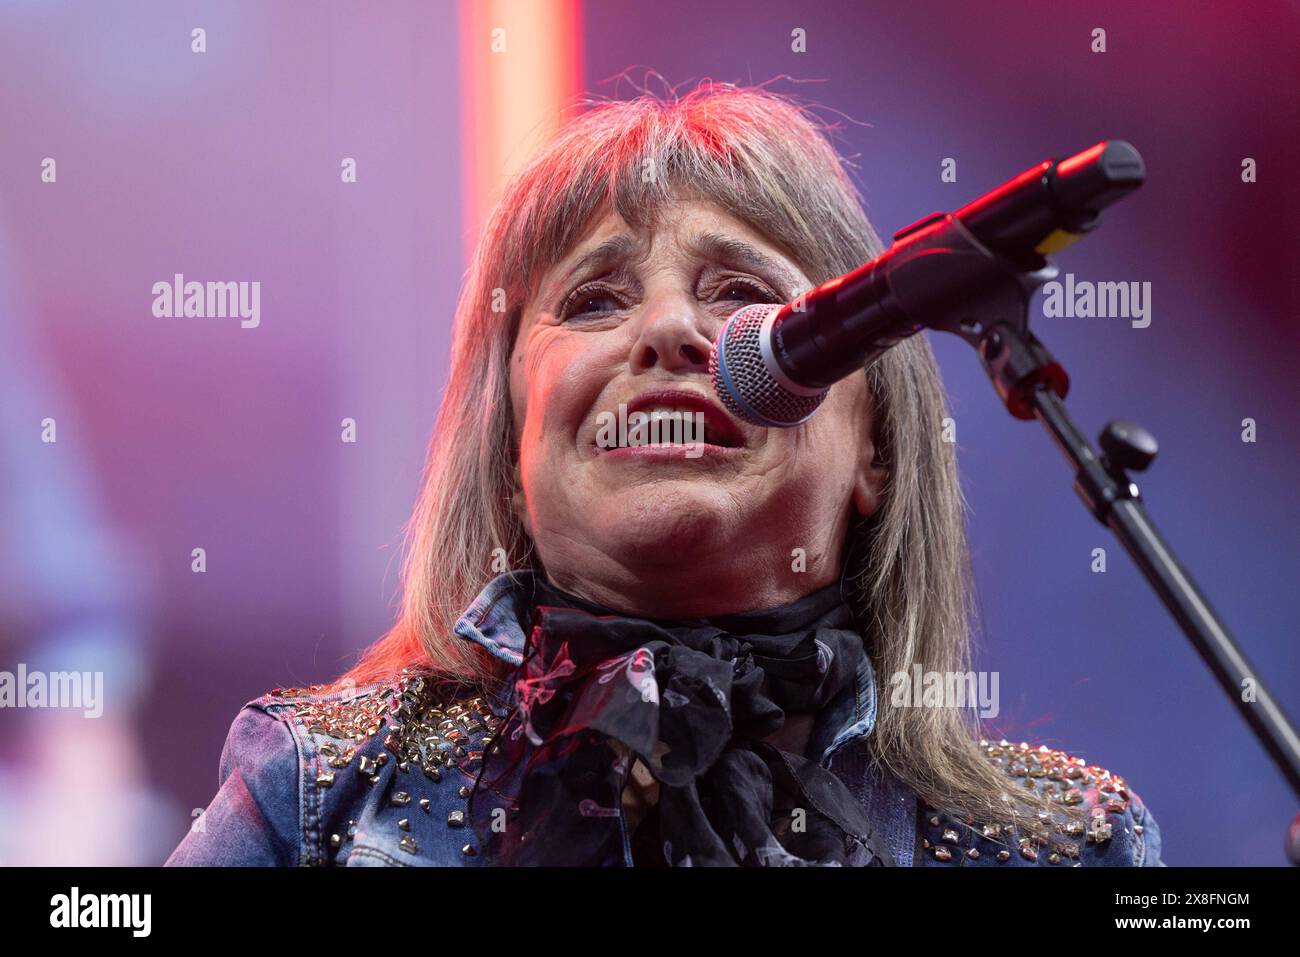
left=709, top=303, right=828, bottom=427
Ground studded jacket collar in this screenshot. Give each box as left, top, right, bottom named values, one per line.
left=166, top=572, right=1164, bottom=867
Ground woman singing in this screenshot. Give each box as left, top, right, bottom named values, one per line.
left=167, top=84, right=1162, bottom=867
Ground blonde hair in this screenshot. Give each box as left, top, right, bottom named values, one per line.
left=341, top=83, right=1070, bottom=832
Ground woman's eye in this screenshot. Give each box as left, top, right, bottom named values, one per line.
left=560, top=286, right=622, bottom=321
left=714, top=278, right=776, bottom=305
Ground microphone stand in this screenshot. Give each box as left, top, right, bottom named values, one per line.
left=919, top=214, right=1300, bottom=861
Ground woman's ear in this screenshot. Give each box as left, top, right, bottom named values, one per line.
left=852, top=438, right=888, bottom=518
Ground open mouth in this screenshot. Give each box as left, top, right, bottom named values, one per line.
left=592, top=388, right=747, bottom=452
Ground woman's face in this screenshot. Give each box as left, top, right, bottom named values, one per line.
left=508, top=198, right=886, bottom=617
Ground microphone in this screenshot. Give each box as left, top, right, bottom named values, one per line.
left=709, top=140, right=1145, bottom=427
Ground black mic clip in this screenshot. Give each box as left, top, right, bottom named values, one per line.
left=882, top=210, right=1067, bottom=420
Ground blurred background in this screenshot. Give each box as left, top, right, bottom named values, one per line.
left=0, top=0, right=1295, bottom=865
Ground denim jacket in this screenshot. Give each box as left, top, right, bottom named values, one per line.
left=166, top=572, right=1164, bottom=867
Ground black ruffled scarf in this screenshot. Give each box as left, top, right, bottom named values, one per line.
left=466, top=577, right=894, bottom=867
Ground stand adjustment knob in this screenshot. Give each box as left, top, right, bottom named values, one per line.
left=1100, top=419, right=1158, bottom=472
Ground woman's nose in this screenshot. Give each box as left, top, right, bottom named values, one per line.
left=628, top=297, right=714, bottom=375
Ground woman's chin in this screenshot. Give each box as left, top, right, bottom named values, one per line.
left=587, top=492, right=738, bottom=563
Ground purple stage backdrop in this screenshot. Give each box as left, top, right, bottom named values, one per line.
left=0, top=1, right=1296, bottom=865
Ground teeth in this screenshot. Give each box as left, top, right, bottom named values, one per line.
left=592, top=403, right=738, bottom=451
left=622, top=407, right=718, bottom=447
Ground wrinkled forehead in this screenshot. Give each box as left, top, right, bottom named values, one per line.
left=530, top=197, right=808, bottom=310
